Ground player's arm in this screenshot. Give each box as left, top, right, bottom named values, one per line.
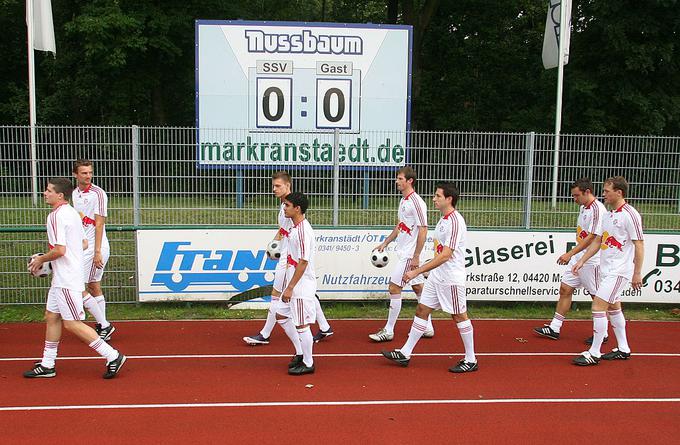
left=29, top=245, right=65, bottom=274
left=572, top=234, right=602, bottom=274
left=281, top=259, right=308, bottom=302
left=411, top=226, right=427, bottom=267
left=558, top=233, right=597, bottom=265
left=408, top=245, right=452, bottom=279
left=631, top=240, right=644, bottom=289
left=376, top=224, right=400, bottom=252
left=94, top=214, right=106, bottom=268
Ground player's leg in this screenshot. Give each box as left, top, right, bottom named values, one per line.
left=289, top=298, right=316, bottom=375
left=275, top=301, right=303, bottom=363
left=81, top=249, right=111, bottom=337
left=602, top=293, right=631, bottom=360
left=382, top=302, right=433, bottom=366
left=244, top=266, right=286, bottom=345
left=583, top=265, right=609, bottom=345
left=437, top=284, right=477, bottom=373
left=312, top=295, right=333, bottom=342
left=412, top=283, right=434, bottom=337
left=25, top=288, right=64, bottom=378
left=534, top=268, right=579, bottom=340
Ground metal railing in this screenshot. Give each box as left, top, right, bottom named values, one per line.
left=1, top=125, right=679, bottom=303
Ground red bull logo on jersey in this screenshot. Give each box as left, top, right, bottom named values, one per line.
left=151, top=241, right=277, bottom=292
left=397, top=221, right=412, bottom=236
left=576, top=225, right=588, bottom=242
left=602, top=232, right=624, bottom=251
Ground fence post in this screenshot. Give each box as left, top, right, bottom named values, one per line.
left=523, top=132, right=535, bottom=229
left=131, top=125, right=140, bottom=227
left=333, top=128, right=340, bottom=226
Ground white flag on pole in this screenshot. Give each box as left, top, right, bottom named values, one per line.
left=28, top=0, right=56, bottom=54
left=542, top=0, right=571, bottom=69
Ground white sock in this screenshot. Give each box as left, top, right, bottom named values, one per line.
left=41, top=341, right=59, bottom=368
left=588, top=311, right=608, bottom=358
left=94, top=295, right=107, bottom=320
left=400, top=316, right=428, bottom=357
left=89, top=338, right=119, bottom=363
left=260, top=298, right=278, bottom=338
left=83, top=293, right=109, bottom=328
left=314, top=297, right=331, bottom=331
left=385, top=294, right=402, bottom=334
left=277, top=318, right=302, bottom=355
left=549, top=312, right=565, bottom=333
left=297, top=326, right=314, bottom=367
left=457, top=319, right=476, bottom=363
left=608, top=309, right=631, bottom=353
left=426, top=314, right=434, bottom=333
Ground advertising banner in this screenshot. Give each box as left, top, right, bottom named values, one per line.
left=137, top=229, right=680, bottom=304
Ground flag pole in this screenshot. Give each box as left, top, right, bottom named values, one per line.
left=550, top=0, right=568, bottom=209
left=27, top=0, right=39, bottom=206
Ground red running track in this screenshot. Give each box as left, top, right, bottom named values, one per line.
left=1, top=319, right=679, bottom=444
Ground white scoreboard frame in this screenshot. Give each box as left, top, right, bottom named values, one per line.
left=195, top=20, right=413, bottom=168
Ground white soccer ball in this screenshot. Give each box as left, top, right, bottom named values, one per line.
left=266, top=240, right=282, bottom=260
left=371, top=250, right=390, bottom=268
left=28, top=253, right=51, bottom=278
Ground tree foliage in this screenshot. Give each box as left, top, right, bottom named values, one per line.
left=1, top=0, right=678, bottom=134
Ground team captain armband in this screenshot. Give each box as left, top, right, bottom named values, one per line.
left=278, top=227, right=290, bottom=237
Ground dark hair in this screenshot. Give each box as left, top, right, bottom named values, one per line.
left=285, top=191, right=309, bottom=214
left=570, top=177, right=594, bottom=194
left=73, top=159, right=93, bottom=174
left=605, top=176, right=629, bottom=198
left=397, top=166, right=417, bottom=186
left=272, top=171, right=292, bottom=184
left=49, top=178, right=74, bottom=201
left=436, top=181, right=459, bottom=207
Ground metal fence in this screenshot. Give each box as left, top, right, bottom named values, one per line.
left=1, top=125, right=679, bottom=303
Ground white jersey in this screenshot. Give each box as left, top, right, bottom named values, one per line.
left=276, top=202, right=293, bottom=266
left=72, top=183, right=110, bottom=250
left=600, top=203, right=643, bottom=279
left=285, top=218, right=317, bottom=300
left=569, top=199, right=606, bottom=266
left=46, top=203, right=85, bottom=292
left=395, top=191, right=428, bottom=257
left=429, top=209, right=467, bottom=286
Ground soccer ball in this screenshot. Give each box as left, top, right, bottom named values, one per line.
left=28, top=253, right=51, bottom=278
left=266, top=240, right=282, bottom=260
left=371, top=250, right=389, bottom=268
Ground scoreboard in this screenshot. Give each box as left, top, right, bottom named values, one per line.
left=196, top=21, right=412, bottom=167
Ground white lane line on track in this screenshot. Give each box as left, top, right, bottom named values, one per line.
left=2, top=352, right=680, bottom=361
left=2, top=398, right=680, bottom=412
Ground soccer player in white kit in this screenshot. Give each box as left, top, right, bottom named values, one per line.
left=382, top=182, right=478, bottom=373
left=24, top=178, right=126, bottom=379
left=72, top=159, right=114, bottom=341
left=533, top=178, right=607, bottom=342
left=572, top=176, right=644, bottom=366
left=243, top=172, right=332, bottom=345
left=369, top=166, right=431, bottom=342
left=275, top=192, right=318, bottom=375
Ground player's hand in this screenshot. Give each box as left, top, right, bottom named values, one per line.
left=403, top=269, right=418, bottom=283
left=631, top=272, right=643, bottom=290
left=28, top=257, right=43, bottom=275
left=375, top=243, right=385, bottom=252
left=571, top=261, right=584, bottom=275
left=282, top=287, right=292, bottom=303
left=410, top=257, right=420, bottom=268
left=557, top=253, right=571, bottom=265
left=94, top=251, right=104, bottom=268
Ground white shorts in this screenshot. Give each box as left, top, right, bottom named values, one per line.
left=562, top=264, right=601, bottom=295
left=595, top=274, right=630, bottom=304
left=272, top=262, right=287, bottom=293
left=276, top=298, right=317, bottom=326
left=390, top=257, right=426, bottom=288
left=83, top=246, right=110, bottom=283
left=419, top=280, right=467, bottom=315
left=46, top=287, right=85, bottom=321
